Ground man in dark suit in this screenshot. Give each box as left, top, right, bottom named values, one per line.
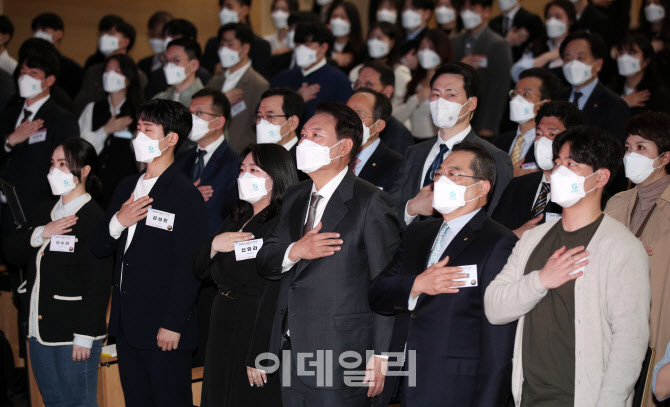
left=0, top=49, right=79, bottom=223
left=489, top=0, right=545, bottom=62
left=137, top=11, right=173, bottom=78
left=400, top=0, right=433, bottom=50
left=256, top=102, right=401, bottom=406
left=256, top=87, right=305, bottom=162
left=370, top=142, right=518, bottom=407
left=389, top=63, right=513, bottom=228
left=492, top=101, right=586, bottom=237
left=89, top=100, right=208, bottom=407
left=353, top=62, right=414, bottom=156
left=346, top=88, right=403, bottom=192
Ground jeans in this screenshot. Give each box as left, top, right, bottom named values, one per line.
left=29, top=337, right=103, bottom=407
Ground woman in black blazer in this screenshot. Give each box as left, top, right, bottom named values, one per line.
left=7, top=138, right=112, bottom=407
left=194, top=144, right=298, bottom=407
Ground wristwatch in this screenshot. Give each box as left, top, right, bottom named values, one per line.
left=4, top=138, right=13, bottom=151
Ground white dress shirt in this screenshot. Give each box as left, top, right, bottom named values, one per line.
left=506, top=125, right=536, bottom=161
left=407, top=208, right=481, bottom=310
left=222, top=61, right=251, bottom=93
left=0, top=49, right=17, bottom=75
left=198, top=135, right=225, bottom=168
left=301, top=57, right=327, bottom=77
left=14, top=94, right=50, bottom=130
left=404, top=125, right=472, bottom=225
left=570, top=79, right=599, bottom=111
left=78, top=97, right=127, bottom=155
left=282, top=136, right=298, bottom=152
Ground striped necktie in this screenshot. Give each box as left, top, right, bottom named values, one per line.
left=428, top=222, right=450, bottom=267
left=530, top=182, right=550, bottom=220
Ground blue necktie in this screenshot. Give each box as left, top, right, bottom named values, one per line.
left=423, top=144, right=449, bottom=187
left=191, top=149, right=207, bottom=182
left=427, top=222, right=450, bottom=267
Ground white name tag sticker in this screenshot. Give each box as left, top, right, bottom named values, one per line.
left=545, top=212, right=562, bottom=223
left=230, top=100, right=247, bottom=118
left=146, top=209, right=175, bottom=231
left=478, top=56, right=488, bottom=68
left=50, top=234, right=75, bottom=252
left=451, top=264, right=478, bottom=288
left=521, top=162, right=538, bottom=170
left=234, top=238, right=263, bottom=261
left=29, top=129, right=47, bottom=144
left=113, top=130, right=133, bottom=139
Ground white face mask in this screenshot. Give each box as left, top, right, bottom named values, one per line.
left=99, top=34, right=120, bottom=56
left=103, top=70, right=127, bottom=93
left=376, top=9, right=398, bottom=24
left=533, top=136, right=555, bottom=171
left=149, top=38, right=165, bottom=54
left=550, top=165, right=600, bottom=208
left=287, top=30, right=296, bottom=50
left=460, top=9, right=483, bottom=30
left=562, top=60, right=593, bottom=87
left=645, top=4, right=666, bottom=23
left=164, top=62, right=187, bottom=85
left=256, top=118, right=289, bottom=144
left=18, top=75, right=44, bottom=99
left=430, top=97, right=471, bottom=129
left=218, top=46, right=241, bottom=68
left=623, top=152, right=665, bottom=184
left=317, top=0, right=333, bottom=5
left=435, top=6, right=456, bottom=25
left=272, top=10, right=290, bottom=29
left=132, top=132, right=170, bottom=163
left=433, top=175, right=482, bottom=214
left=617, top=54, right=642, bottom=77
left=295, top=44, right=319, bottom=68
left=238, top=172, right=271, bottom=204
left=509, top=95, right=542, bottom=124
left=418, top=49, right=441, bottom=70
left=33, top=30, right=53, bottom=43
left=545, top=18, right=567, bottom=39
left=367, top=38, right=390, bottom=59
left=330, top=18, right=351, bottom=37
left=219, top=7, right=240, bottom=25
left=402, top=9, right=423, bottom=30
left=296, top=139, right=344, bottom=173
left=361, top=120, right=379, bottom=146
left=498, top=0, right=518, bottom=12
left=189, top=114, right=213, bottom=142
left=47, top=167, right=77, bottom=196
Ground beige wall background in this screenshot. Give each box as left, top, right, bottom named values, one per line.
left=4, top=0, right=643, bottom=67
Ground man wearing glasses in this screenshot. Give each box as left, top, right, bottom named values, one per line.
left=370, top=142, right=518, bottom=407
left=255, top=87, right=305, bottom=163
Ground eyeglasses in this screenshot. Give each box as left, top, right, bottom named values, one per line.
left=192, top=111, right=221, bottom=119
left=434, top=170, right=484, bottom=182
left=256, top=114, right=288, bottom=122
left=509, top=89, right=538, bottom=100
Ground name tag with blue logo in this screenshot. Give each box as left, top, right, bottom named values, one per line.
left=234, top=238, right=263, bottom=261
left=29, top=129, right=47, bottom=144
left=50, top=234, right=75, bottom=252
left=146, top=208, right=175, bottom=231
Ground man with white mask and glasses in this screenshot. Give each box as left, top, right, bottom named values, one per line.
left=485, top=126, right=651, bottom=407
left=154, top=38, right=205, bottom=109
left=256, top=87, right=304, bottom=163
left=389, top=63, right=512, bottom=228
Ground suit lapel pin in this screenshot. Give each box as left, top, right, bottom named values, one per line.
left=463, top=237, right=468, bottom=241
left=372, top=163, right=376, bottom=167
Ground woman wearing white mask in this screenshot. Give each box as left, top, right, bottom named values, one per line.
left=510, top=0, right=576, bottom=83
left=610, top=33, right=670, bottom=115
left=78, top=54, right=142, bottom=206
left=605, top=112, right=670, bottom=407
left=7, top=138, right=111, bottom=407
left=395, top=29, right=452, bottom=141
left=263, top=0, right=299, bottom=54
left=373, top=0, right=401, bottom=25
left=638, top=0, right=670, bottom=75
left=193, top=144, right=298, bottom=407
left=434, top=0, right=458, bottom=35
left=326, top=1, right=364, bottom=74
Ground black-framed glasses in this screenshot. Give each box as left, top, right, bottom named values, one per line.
left=192, top=111, right=221, bottom=119
left=256, top=114, right=288, bottom=122
left=508, top=89, right=537, bottom=100
left=434, top=170, right=484, bottom=182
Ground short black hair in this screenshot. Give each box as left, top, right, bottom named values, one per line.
left=354, top=88, right=392, bottom=122
left=0, top=15, right=15, bottom=39
left=430, top=62, right=480, bottom=98
left=272, top=0, right=300, bottom=13
left=315, top=101, right=362, bottom=163
left=219, top=0, right=251, bottom=6
left=294, top=22, right=333, bottom=48
left=57, top=138, right=102, bottom=199
left=625, top=112, right=670, bottom=172
left=111, top=20, right=137, bottom=52
left=192, top=88, right=232, bottom=125
left=98, top=15, right=123, bottom=32
left=536, top=101, right=586, bottom=129
left=519, top=67, right=563, bottom=100
left=552, top=126, right=624, bottom=182
left=463, top=0, right=494, bottom=8
left=260, top=87, right=305, bottom=123
left=451, top=141, right=496, bottom=198
left=148, top=11, right=173, bottom=31
left=559, top=30, right=608, bottom=61
left=163, top=18, right=198, bottom=40
left=362, top=62, right=395, bottom=88
left=31, top=13, right=64, bottom=32
left=137, top=99, right=193, bottom=151
left=167, top=37, right=202, bottom=61
left=409, top=0, right=434, bottom=11
left=18, top=39, right=60, bottom=79
left=288, top=11, right=321, bottom=27
left=218, top=22, right=254, bottom=46
left=544, top=0, right=577, bottom=27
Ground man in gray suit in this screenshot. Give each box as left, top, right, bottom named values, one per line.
left=451, top=0, right=512, bottom=138
left=257, top=102, right=401, bottom=406
left=389, top=62, right=513, bottom=228
left=206, top=23, right=268, bottom=153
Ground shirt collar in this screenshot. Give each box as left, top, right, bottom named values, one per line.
left=504, top=5, right=521, bottom=20
left=282, top=136, right=299, bottom=151
left=310, top=166, right=348, bottom=200
left=176, top=77, right=204, bottom=100
left=444, top=207, right=481, bottom=235
left=199, top=134, right=225, bottom=156
left=356, top=137, right=380, bottom=164
left=438, top=125, right=472, bottom=150
left=518, top=124, right=536, bottom=140
left=301, top=57, right=327, bottom=77
left=52, top=193, right=91, bottom=221
left=225, top=60, right=252, bottom=82
left=107, top=95, right=126, bottom=116
left=573, top=78, right=598, bottom=101
left=467, top=25, right=487, bottom=41
left=22, top=94, right=50, bottom=116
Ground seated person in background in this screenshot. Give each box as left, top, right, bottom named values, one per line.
left=154, top=38, right=204, bottom=108
left=264, top=0, right=299, bottom=54
left=0, top=15, right=17, bottom=75
left=207, top=23, right=269, bottom=153
left=78, top=54, right=143, bottom=207
left=637, top=0, right=670, bottom=85
left=353, top=62, right=413, bottom=155
left=489, top=0, right=544, bottom=63
left=31, top=12, right=83, bottom=101
left=485, top=126, right=650, bottom=407
left=137, top=11, right=173, bottom=78
left=492, top=101, right=586, bottom=237
left=266, top=11, right=321, bottom=79
left=271, top=21, right=352, bottom=120
left=255, top=87, right=304, bottom=161
left=571, top=0, right=610, bottom=48
left=83, top=14, right=124, bottom=70
left=493, top=67, right=562, bottom=177
left=346, top=88, right=403, bottom=191
left=434, top=0, right=458, bottom=35
left=326, top=1, right=363, bottom=75
left=400, top=0, right=433, bottom=50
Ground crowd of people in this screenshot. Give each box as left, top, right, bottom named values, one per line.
left=0, top=0, right=670, bottom=406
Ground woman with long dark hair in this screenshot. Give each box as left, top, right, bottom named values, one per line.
left=78, top=53, right=143, bottom=206
left=327, top=1, right=363, bottom=74
left=195, top=144, right=298, bottom=406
